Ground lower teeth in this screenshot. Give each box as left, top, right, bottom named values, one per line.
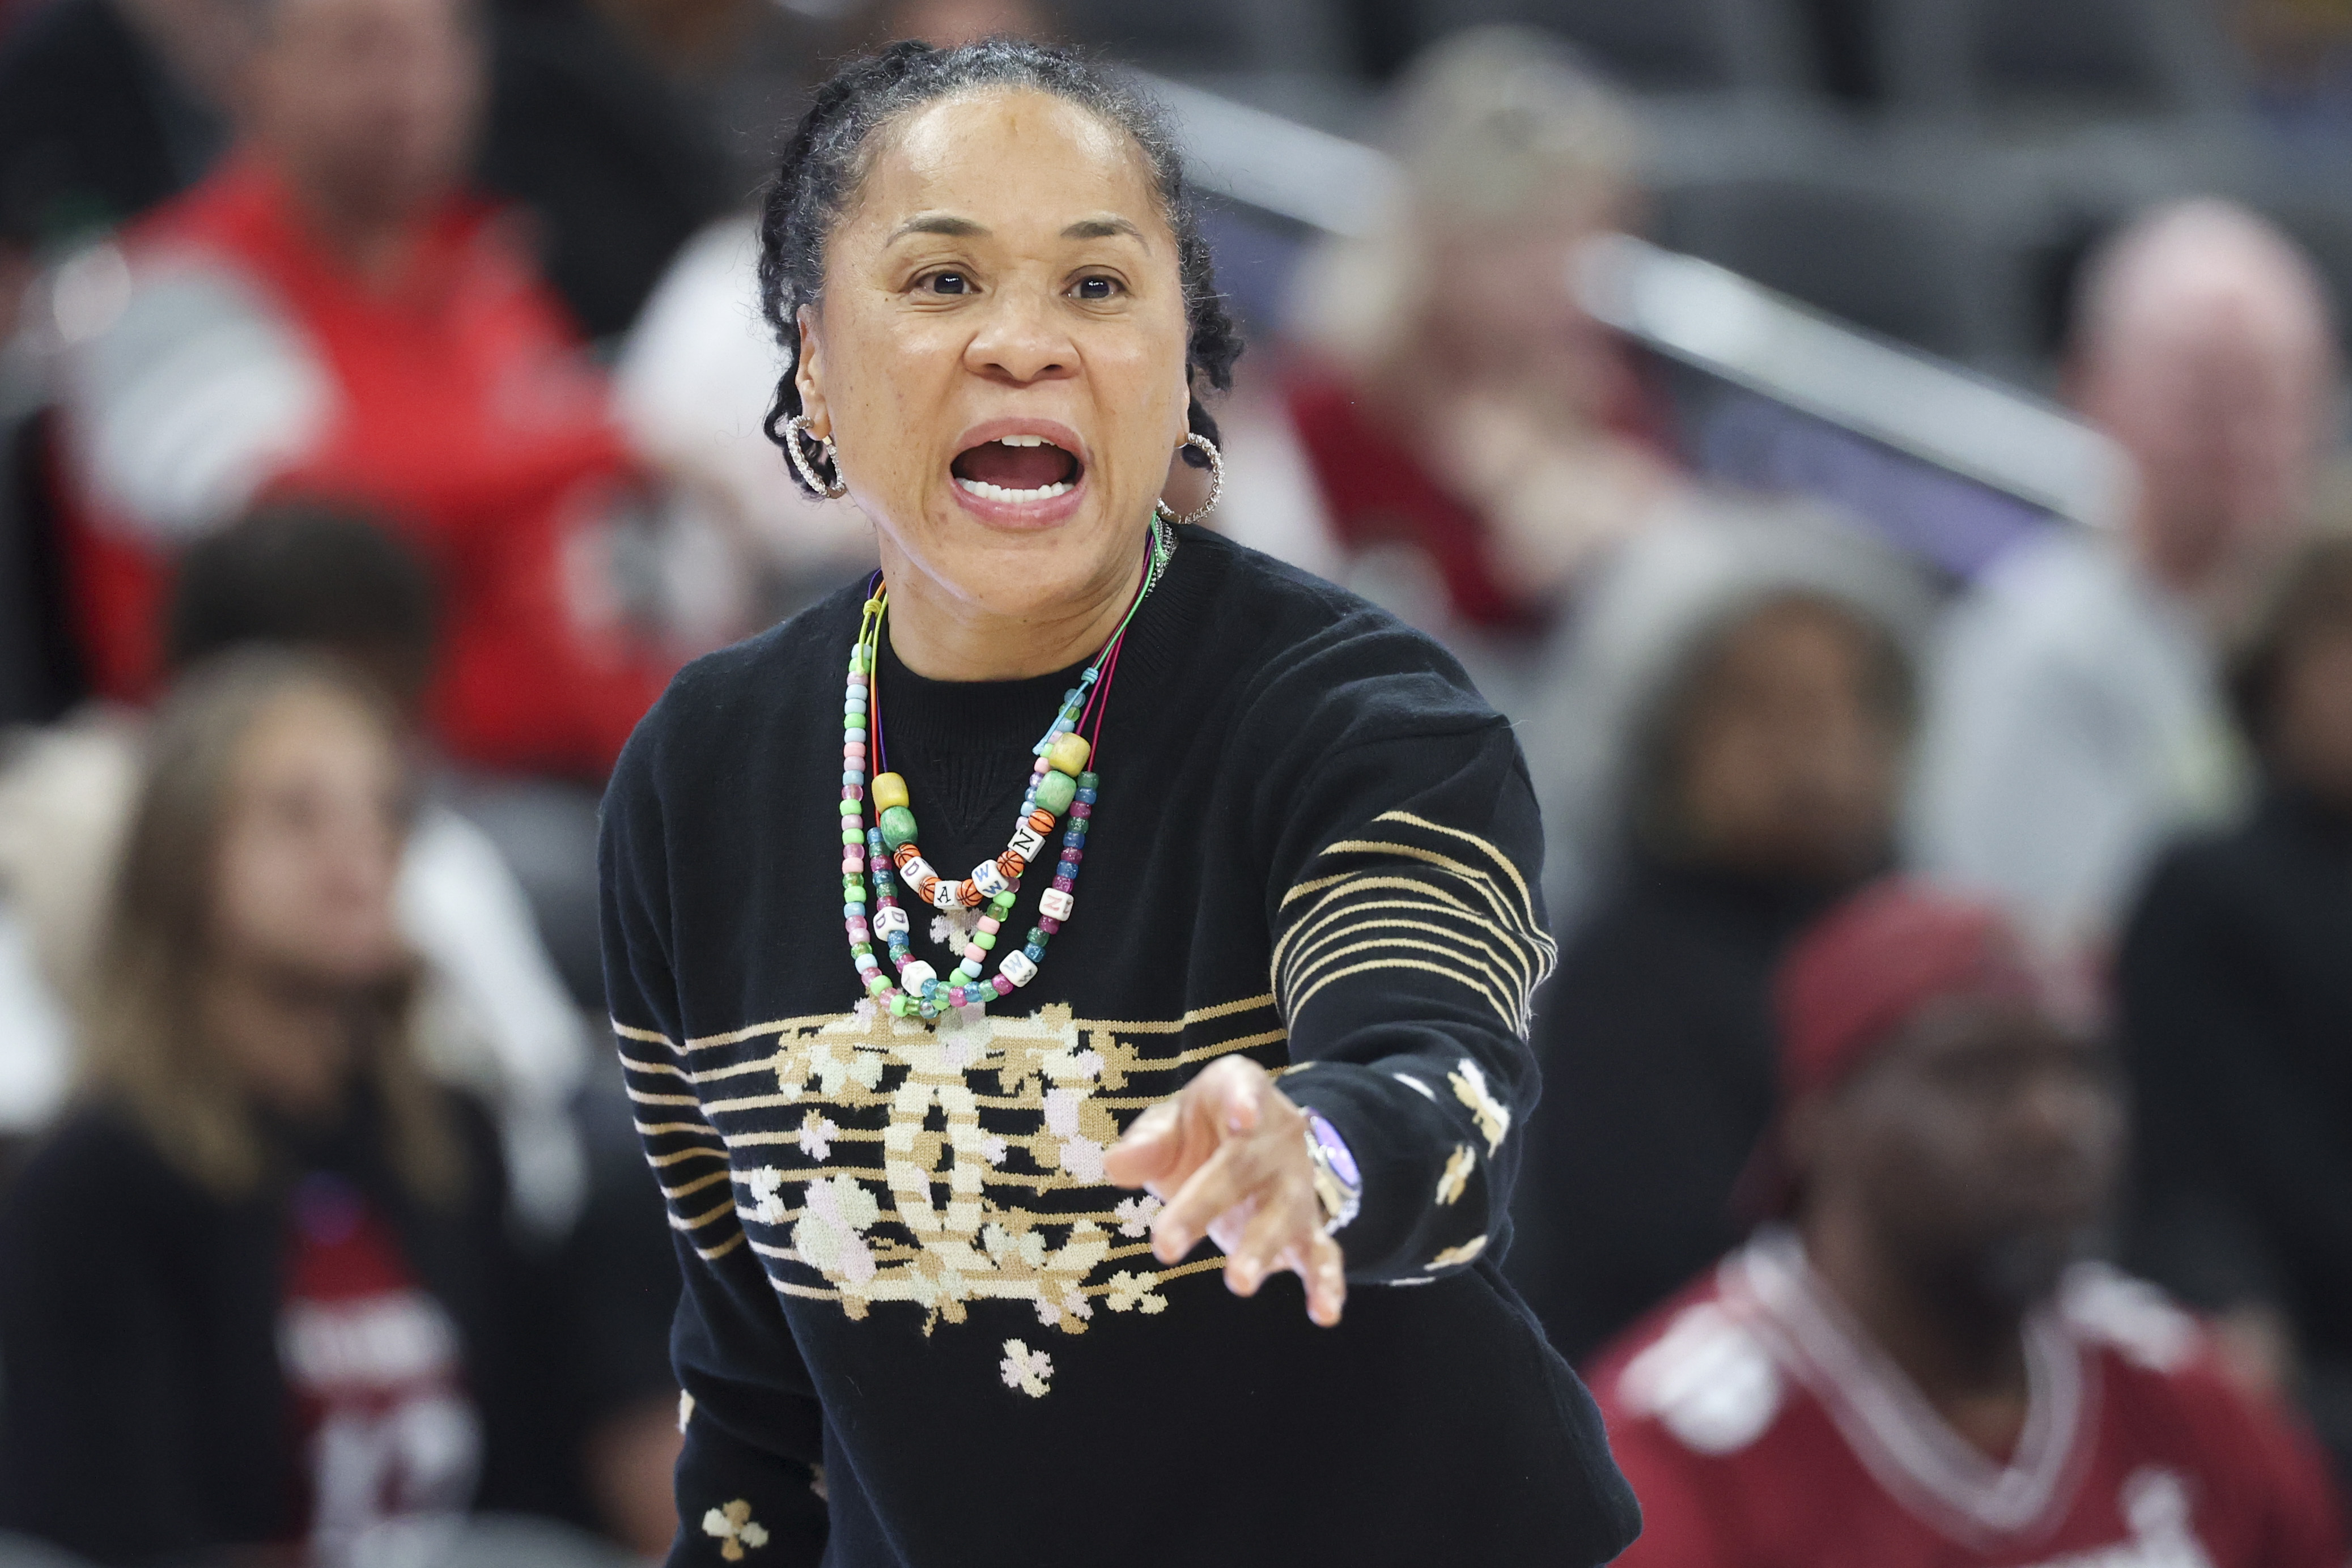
left=957, top=477, right=1073, bottom=503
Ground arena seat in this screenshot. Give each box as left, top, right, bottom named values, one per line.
left=1868, top=0, right=2244, bottom=122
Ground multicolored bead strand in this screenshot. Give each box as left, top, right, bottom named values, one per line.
left=836, top=519, right=1173, bottom=1020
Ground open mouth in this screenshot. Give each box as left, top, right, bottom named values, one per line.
left=950, top=434, right=1084, bottom=504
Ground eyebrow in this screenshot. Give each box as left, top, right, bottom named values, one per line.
left=888, top=213, right=988, bottom=242
left=882, top=213, right=1150, bottom=245
left=1063, top=216, right=1147, bottom=244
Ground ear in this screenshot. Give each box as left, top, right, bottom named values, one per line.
left=795, top=303, right=831, bottom=439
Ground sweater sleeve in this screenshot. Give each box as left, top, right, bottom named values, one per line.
left=1244, top=618, right=1556, bottom=1284
left=601, top=716, right=829, bottom=1567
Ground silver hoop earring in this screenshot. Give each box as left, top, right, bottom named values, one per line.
left=784, top=413, right=850, bottom=499
left=1154, top=431, right=1224, bottom=525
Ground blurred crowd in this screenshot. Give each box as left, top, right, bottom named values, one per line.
left=2, top=0, right=2351, bottom=1562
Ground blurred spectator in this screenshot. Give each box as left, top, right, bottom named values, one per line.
left=1521, top=508, right=1934, bottom=923
left=0, top=0, right=726, bottom=341
left=49, top=0, right=674, bottom=781
left=1510, top=518, right=1924, bottom=1366
left=162, top=492, right=626, bottom=1009
left=0, top=502, right=605, bottom=1205
left=1216, top=27, right=1676, bottom=679
left=171, top=504, right=600, bottom=1219
left=0, top=651, right=630, bottom=1562
left=1593, top=881, right=2346, bottom=1568
left=2120, top=529, right=2352, bottom=1486
left=1909, top=201, right=2340, bottom=958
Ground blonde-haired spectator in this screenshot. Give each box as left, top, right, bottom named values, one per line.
left=1216, top=26, right=1677, bottom=699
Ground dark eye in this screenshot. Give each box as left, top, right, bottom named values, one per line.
left=1075, top=276, right=1119, bottom=301
left=925, top=272, right=969, bottom=296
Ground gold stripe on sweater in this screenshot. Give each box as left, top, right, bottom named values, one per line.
left=1271, top=813, right=1553, bottom=1035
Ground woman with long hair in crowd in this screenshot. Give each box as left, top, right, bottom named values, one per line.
left=0, top=652, right=589, bottom=1564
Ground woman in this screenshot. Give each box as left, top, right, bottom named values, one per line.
left=1215, top=28, right=1676, bottom=662
left=1508, top=542, right=1920, bottom=1363
left=602, top=38, right=1640, bottom=1567
left=0, top=653, right=589, bottom=1563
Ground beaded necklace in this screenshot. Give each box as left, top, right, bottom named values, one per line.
left=839, top=518, right=1176, bottom=1021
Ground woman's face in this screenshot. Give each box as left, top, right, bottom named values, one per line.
left=1421, top=207, right=1623, bottom=419
left=1676, top=601, right=1904, bottom=883
left=211, top=688, right=409, bottom=992
left=797, top=88, right=1192, bottom=624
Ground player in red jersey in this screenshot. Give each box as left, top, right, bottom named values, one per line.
left=1590, top=880, right=2346, bottom=1568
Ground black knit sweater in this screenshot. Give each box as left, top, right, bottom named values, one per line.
left=601, top=526, right=1639, bottom=1567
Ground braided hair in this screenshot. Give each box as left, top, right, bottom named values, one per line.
left=756, top=39, right=1243, bottom=496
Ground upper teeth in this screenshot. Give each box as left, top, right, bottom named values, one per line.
left=998, top=435, right=1051, bottom=447
left=958, top=477, right=1073, bottom=503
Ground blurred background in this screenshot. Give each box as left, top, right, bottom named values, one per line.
left=2, top=0, right=2351, bottom=1561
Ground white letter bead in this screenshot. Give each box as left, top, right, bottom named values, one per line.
left=929, top=879, right=965, bottom=911
left=1000, top=950, right=1038, bottom=986
left=970, top=862, right=1010, bottom=898
left=1038, top=889, right=1074, bottom=920
left=900, top=961, right=937, bottom=992
left=896, top=856, right=936, bottom=892
left=873, top=907, right=910, bottom=939
left=1009, top=823, right=1047, bottom=861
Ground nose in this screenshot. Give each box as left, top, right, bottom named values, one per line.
left=324, top=806, right=400, bottom=902
left=2007, top=1066, right=2117, bottom=1176
left=963, top=282, right=1078, bottom=386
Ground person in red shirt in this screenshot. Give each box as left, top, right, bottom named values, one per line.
left=54, top=0, right=669, bottom=779
left=1590, top=880, right=2347, bottom=1568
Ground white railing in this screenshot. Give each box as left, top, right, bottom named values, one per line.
left=1140, top=72, right=2128, bottom=528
